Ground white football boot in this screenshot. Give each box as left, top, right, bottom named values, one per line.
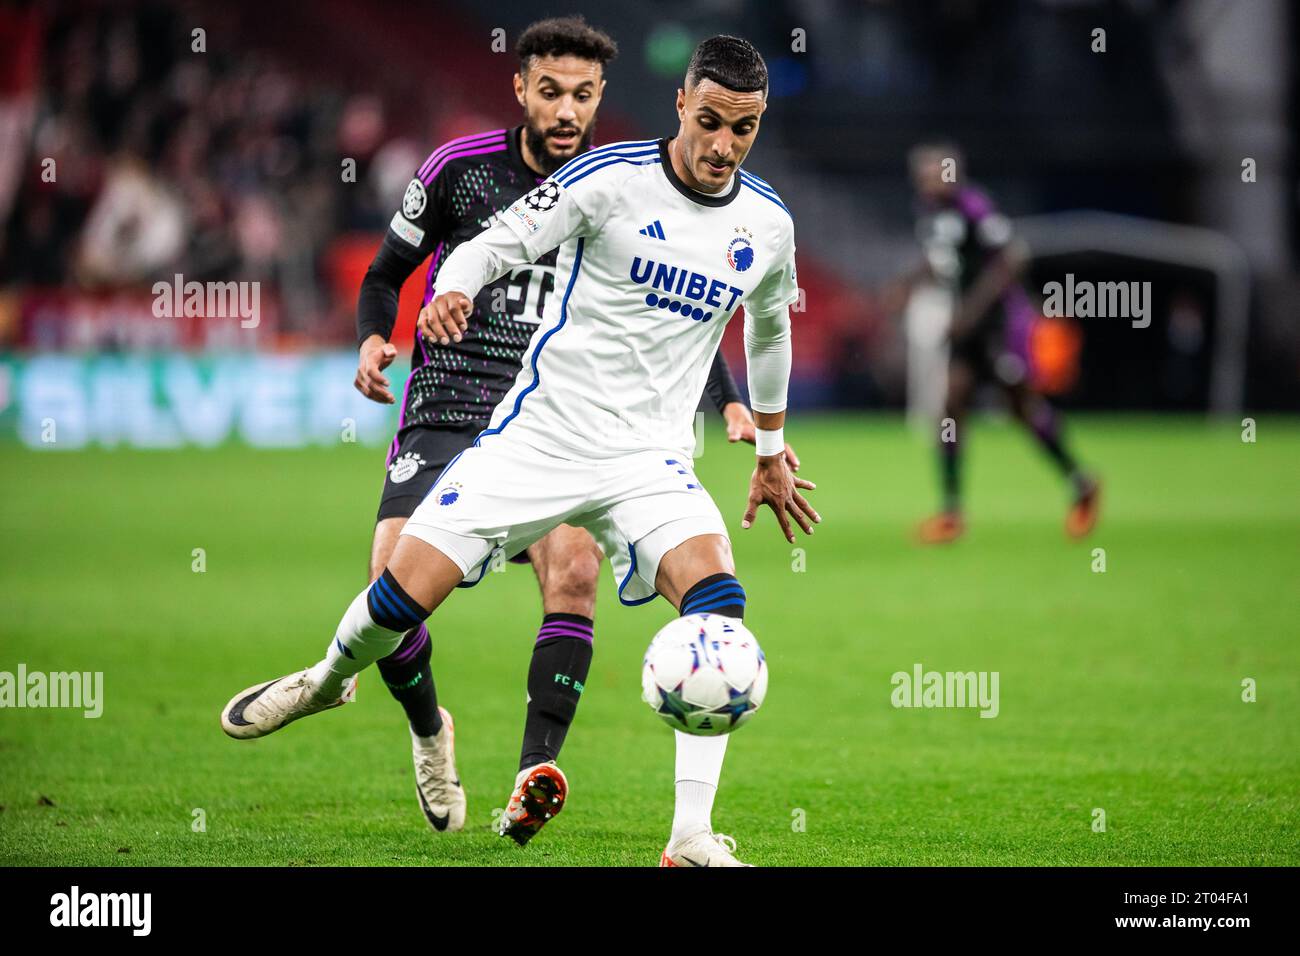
left=659, top=831, right=752, bottom=867
left=221, top=668, right=356, bottom=739
left=412, top=707, right=467, bottom=833
left=497, top=761, right=569, bottom=846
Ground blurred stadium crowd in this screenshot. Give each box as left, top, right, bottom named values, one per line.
left=1, top=1, right=434, bottom=340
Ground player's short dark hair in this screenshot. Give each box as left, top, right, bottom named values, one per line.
left=516, top=16, right=618, bottom=75
left=685, top=35, right=768, bottom=96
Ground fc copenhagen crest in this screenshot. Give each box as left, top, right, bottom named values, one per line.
left=727, top=226, right=755, bottom=273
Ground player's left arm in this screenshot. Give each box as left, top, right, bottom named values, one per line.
left=706, top=348, right=800, bottom=471
left=737, top=228, right=819, bottom=543
left=419, top=176, right=598, bottom=346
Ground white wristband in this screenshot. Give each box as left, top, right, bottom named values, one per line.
left=755, top=427, right=784, bottom=458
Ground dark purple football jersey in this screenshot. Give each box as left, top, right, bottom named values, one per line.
left=386, top=126, right=556, bottom=427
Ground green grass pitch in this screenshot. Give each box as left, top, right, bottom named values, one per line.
left=1, top=414, right=1297, bottom=866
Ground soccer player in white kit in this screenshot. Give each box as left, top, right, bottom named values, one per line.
left=220, top=35, right=818, bottom=867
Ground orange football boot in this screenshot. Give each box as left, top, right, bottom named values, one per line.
left=1066, top=478, right=1101, bottom=538
left=917, top=511, right=966, bottom=544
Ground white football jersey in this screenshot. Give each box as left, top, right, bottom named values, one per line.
left=436, top=137, right=798, bottom=461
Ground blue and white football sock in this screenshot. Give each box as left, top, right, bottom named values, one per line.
left=679, top=573, right=746, bottom=619
left=670, top=574, right=746, bottom=840
left=308, top=570, right=429, bottom=700
left=671, top=731, right=729, bottom=841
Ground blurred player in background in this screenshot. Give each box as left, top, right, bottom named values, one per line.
left=343, top=18, right=794, bottom=841
left=899, top=143, right=1100, bottom=543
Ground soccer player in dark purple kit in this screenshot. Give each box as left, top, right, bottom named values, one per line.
left=341, top=17, right=795, bottom=843
left=902, top=143, right=1100, bottom=544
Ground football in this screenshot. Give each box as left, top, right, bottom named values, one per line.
left=641, top=614, right=768, bottom=736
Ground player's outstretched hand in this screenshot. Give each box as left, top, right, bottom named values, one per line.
left=741, top=455, right=819, bottom=543
left=355, top=335, right=397, bottom=404
left=418, top=291, right=473, bottom=347
left=723, top=402, right=800, bottom=471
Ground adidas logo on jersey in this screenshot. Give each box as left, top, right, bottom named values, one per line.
left=638, top=220, right=666, bottom=240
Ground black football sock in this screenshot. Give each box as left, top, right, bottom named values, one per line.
left=940, top=437, right=962, bottom=513
left=376, top=622, right=443, bottom=738
left=1026, top=402, right=1083, bottom=487
left=679, top=573, right=746, bottom=619
left=519, top=614, right=594, bottom=771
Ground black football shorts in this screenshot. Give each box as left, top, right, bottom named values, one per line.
left=376, top=422, right=484, bottom=522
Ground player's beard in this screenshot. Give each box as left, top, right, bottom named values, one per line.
left=524, top=119, right=595, bottom=176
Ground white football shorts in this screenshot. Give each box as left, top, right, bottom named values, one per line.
left=399, top=432, right=728, bottom=605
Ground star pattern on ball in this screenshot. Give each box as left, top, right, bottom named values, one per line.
left=655, top=685, right=692, bottom=722
left=713, top=687, right=755, bottom=721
